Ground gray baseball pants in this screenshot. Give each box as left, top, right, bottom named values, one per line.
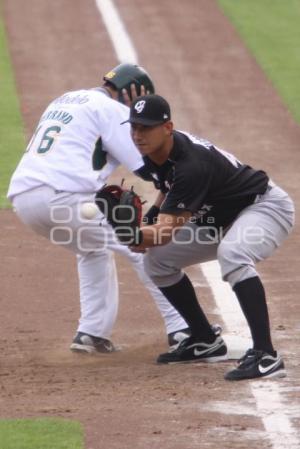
left=144, top=185, right=295, bottom=288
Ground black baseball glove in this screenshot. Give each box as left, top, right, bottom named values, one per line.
left=95, top=184, right=143, bottom=245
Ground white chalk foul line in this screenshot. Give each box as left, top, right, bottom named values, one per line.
left=95, top=0, right=137, bottom=63
left=94, top=2, right=299, bottom=447
left=200, top=261, right=252, bottom=360
left=251, top=381, right=300, bottom=449
left=201, top=261, right=299, bottom=449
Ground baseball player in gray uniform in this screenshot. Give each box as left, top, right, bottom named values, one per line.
left=122, top=94, right=295, bottom=381
left=7, top=64, right=190, bottom=354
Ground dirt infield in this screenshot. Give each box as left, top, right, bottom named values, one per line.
left=1, top=1, right=300, bottom=448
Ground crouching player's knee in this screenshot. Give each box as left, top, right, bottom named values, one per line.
left=144, top=247, right=183, bottom=288
left=217, top=241, right=258, bottom=288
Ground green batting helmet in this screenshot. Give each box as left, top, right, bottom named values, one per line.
left=103, top=63, right=155, bottom=104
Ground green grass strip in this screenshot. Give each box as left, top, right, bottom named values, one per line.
left=0, top=7, right=25, bottom=208
left=0, top=418, right=84, bottom=449
left=217, top=0, right=300, bottom=124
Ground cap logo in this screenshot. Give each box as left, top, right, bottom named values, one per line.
left=134, top=100, right=146, bottom=114
left=104, top=70, right=116, bottom=79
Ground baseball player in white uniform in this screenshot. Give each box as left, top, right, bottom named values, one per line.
left=7, top=63, right=190, bottom=353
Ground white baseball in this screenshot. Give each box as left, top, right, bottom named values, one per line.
left=80, top=202, right=98, bottom=219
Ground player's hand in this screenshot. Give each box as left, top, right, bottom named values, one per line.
left=121, top=88, right=131, bottom=107
left=139, top=85, right=149, bottom=96
left=122, top=84, right=151, bottom=106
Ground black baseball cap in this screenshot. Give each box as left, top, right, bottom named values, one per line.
left=121, top=94, right=171, bottom=126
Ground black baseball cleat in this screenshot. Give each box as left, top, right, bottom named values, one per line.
left=224, top=348, right=286, bottom=381
left=167, top=324, right=222, bottom=351
left=70, top=332, right=117, bottom=354
left=157, top=335, right=227, bottom=364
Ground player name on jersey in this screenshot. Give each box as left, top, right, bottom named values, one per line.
left=40, top=110, right=73, bottom=124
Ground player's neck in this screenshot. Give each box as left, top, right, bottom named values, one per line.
left=149, top=136, right=174, bottom=165
left=92, top=86, right=114, bottom=98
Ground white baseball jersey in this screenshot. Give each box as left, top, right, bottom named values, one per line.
left=7, top=89, right=143, bottom=200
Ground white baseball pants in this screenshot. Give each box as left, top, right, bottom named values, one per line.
left=12, top=185, right=187, bottom=339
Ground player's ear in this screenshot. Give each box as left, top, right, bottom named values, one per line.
left=164, top=121, right=173, bottom=135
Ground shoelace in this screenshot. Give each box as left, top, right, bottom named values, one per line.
left=238, top=348, right=264, bottom=367
left=177, top=336, right=219, bottom=353
left=178, top=336, right=193, bottom=350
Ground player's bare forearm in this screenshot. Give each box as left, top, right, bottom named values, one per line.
left=140, top=223, right=174, bottom=247
left=130, top=211, right=191, bottom=251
